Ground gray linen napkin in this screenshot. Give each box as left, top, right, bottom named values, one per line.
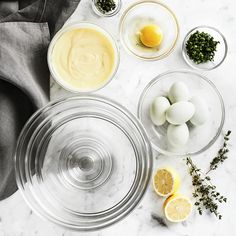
left=0, top=0, right=80, bottom=200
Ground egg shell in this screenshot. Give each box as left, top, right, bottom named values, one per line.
left=168, top=81, right=190, bottom=103
left=166, top=101, right=195, bottom=125
left=150, top=96, right=170, bottom=126
left=190, top=96, right=209, bottom=126
left=167, top=123, right=189, bottom=147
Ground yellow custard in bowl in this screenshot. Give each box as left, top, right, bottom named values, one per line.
left=48, top=23, right=119, bottom=93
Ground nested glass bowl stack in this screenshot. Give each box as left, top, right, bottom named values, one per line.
left=15, top=96, right=152, bottom=231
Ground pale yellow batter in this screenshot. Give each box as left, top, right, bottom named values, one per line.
left=51, top=27, right=116, bottom=91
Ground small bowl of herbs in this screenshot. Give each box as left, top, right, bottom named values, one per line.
left=92, top=0, right=122, bottom=17
left=182, top=26, right=227, bottom=70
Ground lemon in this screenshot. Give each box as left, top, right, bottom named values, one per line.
left=164, top=194, right=192, bottom=222
left=153, top=167, right=180, bottom=197
left=139, top=24, right=163, bottom=48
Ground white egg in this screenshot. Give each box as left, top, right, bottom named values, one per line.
left=168, top=81, right=190, bottom=103
left=190, top=96, right=209, bottom=126
left=150, top=96, right=170, bottom=126
left=166, top=101, right=195, bottom=125
left=167, top=123, right=189, bottom=147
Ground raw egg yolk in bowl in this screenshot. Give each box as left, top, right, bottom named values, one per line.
left=139, top=24, right=163, bottom=48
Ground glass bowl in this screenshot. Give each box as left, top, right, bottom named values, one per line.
left=119, top=0, right=179, bottom=61
left=92, top=0, right=122, bottom=17
left=47, top=22, right=120, bottom=93
left=182, top=26, right=228, bottom=71
left=15, top=95, right=152, bottom=231
left=138, top=70, right=225, bottom=156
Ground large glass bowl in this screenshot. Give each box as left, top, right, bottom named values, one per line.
left=119, top=0, right=179, bottom=61
left=15, top=95, right=152, bottom=231
left=138, top=70, right=225, bottom=156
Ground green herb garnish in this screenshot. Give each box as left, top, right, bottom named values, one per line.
left=186, top=30, right=220, bottom=64
left=95, top=0, right=116, bottom=14
left=186, top=157, right=227, bottom=219
left=186, top=131, right=231, bottom=219
left=206, top=130, right=231, bottom=174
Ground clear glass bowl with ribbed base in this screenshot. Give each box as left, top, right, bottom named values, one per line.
left=15, top=95, right=152, bottom=231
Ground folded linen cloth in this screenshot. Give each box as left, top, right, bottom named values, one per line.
left=0, top=0, right=80, bottom=200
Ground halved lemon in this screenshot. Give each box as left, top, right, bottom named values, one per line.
left=153, top=167, right=180, bottom=197
left=164, top=194, right=192, bottom=222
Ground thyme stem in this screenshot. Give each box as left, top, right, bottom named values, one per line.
left=186, top=157, right=227, bottom=219
left=206, top=130, right=231, bottom=175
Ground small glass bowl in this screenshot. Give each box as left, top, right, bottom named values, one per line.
left=92, top=0, right=122, bottom=17
left=47, top=22, right=120, bottom=93
left=119, top=0, right=179, bottom=61
left=15, top=95, right=152, bottom=231
left=138, top=70, right=225, bottom=156
left=182, top=26, right=228, bottom=71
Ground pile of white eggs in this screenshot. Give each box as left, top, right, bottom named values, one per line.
left=150, top=81, right=209, bottom=148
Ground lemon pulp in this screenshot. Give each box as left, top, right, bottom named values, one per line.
left=164, top=194, right=192, bottom=222
left=153, top=167, right=180, bottom=197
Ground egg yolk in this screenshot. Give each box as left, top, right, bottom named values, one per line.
left=139, top=24, right=163, bottom=48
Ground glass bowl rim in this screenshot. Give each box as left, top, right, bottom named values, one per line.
left=137, top=69, right=225, bottom=156
left=119, top=0, right=180, bottom=61
left=15, top=94, right=153, bottom=231
left=182, top=25, right=228, bottom=71
left=47, top=22, right=120, bottom=93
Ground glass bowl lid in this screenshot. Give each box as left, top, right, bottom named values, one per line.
left=15, top=95, right=152, bottom=231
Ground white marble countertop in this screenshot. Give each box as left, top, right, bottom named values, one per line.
left=1, top=0, right=236, bottom=235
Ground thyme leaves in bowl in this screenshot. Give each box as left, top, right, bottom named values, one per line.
left=95, top=0, right=116, bottom=14
left=186, top=31, right=220, bottom=64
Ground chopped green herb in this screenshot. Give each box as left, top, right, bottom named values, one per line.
left=186, top=31, right=220, bottom=64
left=95, top=0, right=116, bottom=14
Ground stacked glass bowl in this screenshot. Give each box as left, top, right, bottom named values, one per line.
left=15, top=96, right=153, bottom=231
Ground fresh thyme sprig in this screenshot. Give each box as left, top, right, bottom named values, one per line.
left=206, top=130, right=231, bottom=174
left=186, top=157, right=227, bottom=219
left=186, top=131, right=231, bottom=219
